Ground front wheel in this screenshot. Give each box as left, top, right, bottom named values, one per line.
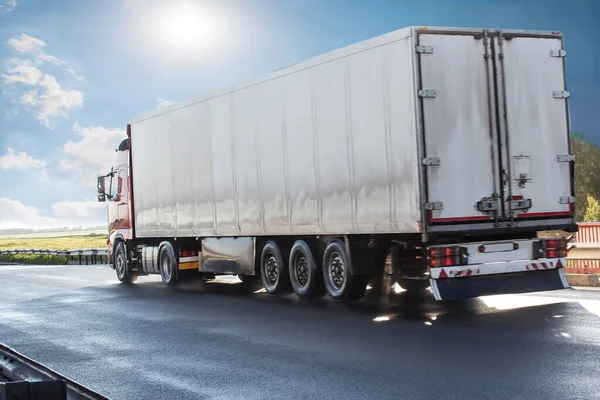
left=115, top=241, right=136, bottom=284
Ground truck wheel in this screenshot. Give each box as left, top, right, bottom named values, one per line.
left=322, top=240, right=366, bottom=301
left=289, top=240, right=320, bottom=298
left=158, top=242, right=178, bottom=286
left=115, top=241, right=136, bottom=284
left=260, top=241, right=289, bottom=295
left=396, top=278, right=430, bottom=293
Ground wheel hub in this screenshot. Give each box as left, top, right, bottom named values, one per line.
left=294, top=255, right=309, bottom=287
left=116, top=252, right=125, bottom=278
left=266, top=255, right=278, bottom=285
left=330, top=254, right=345, bottom=289
left=161, top=254, right=171, bottom=281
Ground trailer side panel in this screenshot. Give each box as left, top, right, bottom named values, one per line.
left=131, top=32, right=421, bottom=238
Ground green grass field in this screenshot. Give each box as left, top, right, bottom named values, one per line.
left=0, top=234, right=108, bottom=265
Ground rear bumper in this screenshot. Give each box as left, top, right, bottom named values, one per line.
left=429, top=258, right=569, bottom=301
left=430, top=258, right=566, bottom=279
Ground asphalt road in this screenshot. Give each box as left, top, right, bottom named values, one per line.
left=1, top=264, right=599, bottom=400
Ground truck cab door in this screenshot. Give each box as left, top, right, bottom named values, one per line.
left=116, top=167, right=131, bottom=230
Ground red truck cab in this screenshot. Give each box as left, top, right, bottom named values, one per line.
left=98, top=135, right=133, bottom=266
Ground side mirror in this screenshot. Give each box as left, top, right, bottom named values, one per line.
left=97, top=176, right=105, bottom=194
left=98, top=193, right=106, bottom=203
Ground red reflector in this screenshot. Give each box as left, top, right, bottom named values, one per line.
left=545, top=249, right=566, bottom=258
left=179, top=250, right=196, bottom=257
left=106, top=239, right=110, bottom=245
left=428, top=246, right=461, bottom=257
left=544, top=239, right=567, bottom=249
left=429, top=256, right=461, bottom=267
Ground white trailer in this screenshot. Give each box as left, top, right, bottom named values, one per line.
left=99, top=26, right=575, bottom=301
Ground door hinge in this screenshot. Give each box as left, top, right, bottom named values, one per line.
left=422, top=157, right=440, bottom=166
left=510, top=198, right=532, bottom=210
left=415, top=45, right=434, bottom=54
left=557, top=154, right=575, bottom=162
left=424, top=202, right=443, bottom=211
left=559, top=196, right=575, bottom=204
left=419, top=89, right=437, bottom=98
left=549, top=49, right=567, bottom=57
left=477, top=199, right=499, bottom=212
left=553, top=90, right=570, bottom=99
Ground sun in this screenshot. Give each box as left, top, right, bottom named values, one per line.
left=155, top=3, right=215, bottom=49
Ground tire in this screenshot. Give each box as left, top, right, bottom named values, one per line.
left=114, top=241, right=136, bottom=284
left=396, top=278, right=430, bottom=293
left=260, top=241, right=289, bottom=295
left=322, top=240, right=367, bottom=301
left=158, top=242, right=178, bottom=286
left=289, top=240, right=319, bottom=298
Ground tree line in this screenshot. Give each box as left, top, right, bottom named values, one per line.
left=572, top=133, right=600, bottom=222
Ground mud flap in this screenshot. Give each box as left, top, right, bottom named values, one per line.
left=430, top=269, right=570, bottom=301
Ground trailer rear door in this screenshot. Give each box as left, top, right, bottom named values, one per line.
left=498, top=35, right=573, bottom=219
left=417, top=33, right=499, bottom=223
left=417, top=30, right=573, bottom=226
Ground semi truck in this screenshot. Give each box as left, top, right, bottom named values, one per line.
left=98, top=26, right=576, bottom=301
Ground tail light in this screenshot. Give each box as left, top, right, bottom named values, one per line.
left=534, top=238, right=567, bottom=259
left=425, top=246, right=468, bottom=267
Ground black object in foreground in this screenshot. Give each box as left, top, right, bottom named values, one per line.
left=0, top=343, right=109, bottom=400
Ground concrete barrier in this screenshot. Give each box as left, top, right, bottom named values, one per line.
left=566, top=274, right=600, bottom=287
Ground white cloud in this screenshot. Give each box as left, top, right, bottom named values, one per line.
left=6, top=34, right=71, bottom=71
left=1, top=58, right=43, bottom=85
left=156, top=97, right=173, bottom=108
left=0, top=197, right=107, bottom=229
left=3, top=34, right=85, bottom=126
left=37, top=53, right=65, bottom=66
left=0, top=198, right=55, bottom=229
left=51, top=200, right=106, bottom=220
left=0, top=0, right=18, bottom=14
left=7, top=33, right=45, bottom=53
left=61, top=122, right=126, bottom=184
left=65, top=68, right=85, bottom=82
left=0, top=147, right=47, bottom=170
left=19, top=74, right=84, bottom=128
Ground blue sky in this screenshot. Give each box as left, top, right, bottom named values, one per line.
left=0, top=0, right=598, bottom=229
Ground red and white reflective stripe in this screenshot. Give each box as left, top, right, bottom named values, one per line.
left=430, top=258, right=566, bottom=279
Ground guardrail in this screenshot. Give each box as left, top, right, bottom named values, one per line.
left=567, top=223, right=600, bottom=274
left=1, top=343, right=109, bottom=399
left=0, top=248, right=109, bottom=265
